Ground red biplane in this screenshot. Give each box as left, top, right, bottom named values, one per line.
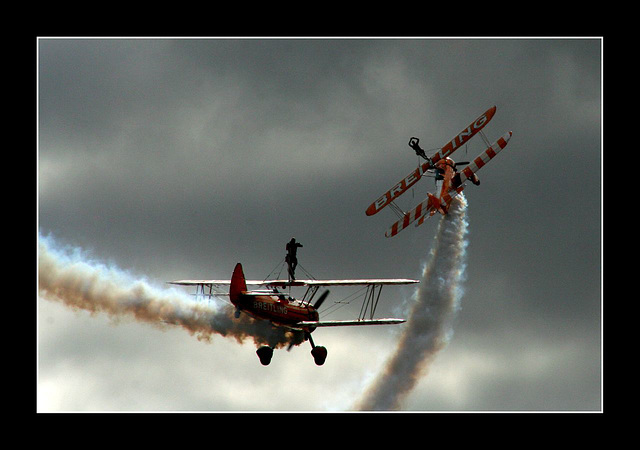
left=169, top=262, right=418, bottom=366
left=366, top=106, right=513, bottom=237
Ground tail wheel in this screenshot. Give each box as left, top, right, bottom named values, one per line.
left=256, top=346, right=274, bottom=366
left=311, top=346, right=327, bottom=366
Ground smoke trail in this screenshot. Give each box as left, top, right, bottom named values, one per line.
left=38, top=235, right=304, bottom=349
left=355, top=194, right=469, bottom=411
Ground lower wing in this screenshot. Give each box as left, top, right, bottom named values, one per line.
left=452, top=131, right=512, bottom=188
left=297, top=318, right=406, bottom=327
left=384, top=193, right=437, bottom=238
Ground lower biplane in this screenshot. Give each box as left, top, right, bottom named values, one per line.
left=169, top=263, right=418, bottom=366
left=366, top=105, right=513, bottom=237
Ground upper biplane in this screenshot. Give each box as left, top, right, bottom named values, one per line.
left=366, top=106, right=513, bottom=237
left=169, top=261, right=418, bottom=366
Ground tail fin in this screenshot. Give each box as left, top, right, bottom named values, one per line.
left=230, top=263, right=247, bottom=303
left=428, top=193, right=446, bottom=216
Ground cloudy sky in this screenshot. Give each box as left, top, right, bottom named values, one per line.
left=37, top=37, right=601, bottom=411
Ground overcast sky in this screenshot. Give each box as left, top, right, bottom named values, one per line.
left=37, top=37, right=601, bottom=411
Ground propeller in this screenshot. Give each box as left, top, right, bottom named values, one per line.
left=455, top=161, right=470, bottom=168
left=313, top=290, right=330, bottom=309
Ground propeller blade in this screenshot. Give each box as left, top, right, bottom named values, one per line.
left=313, top=290, right=330, bottom=309
left=455, top=161, right=470, bottom=167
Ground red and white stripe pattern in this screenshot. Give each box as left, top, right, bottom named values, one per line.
left=385, top=195, right=436, bottom=238
left=385, top=131, right=513, bottom=238
left=440, top=186, right=465, bottom=210
left=366, top=106, right=497, bottom=217
left=457, top=131, right=512, bottom=185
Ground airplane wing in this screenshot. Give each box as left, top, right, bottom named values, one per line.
left=365, top=165, right=429, bottom=217
left=428, top=106, right=496, bottom=167
left=302, top=279, right=418, bottom=286
left=452, top=131, right=512, bottom=189
left=168, top=279, right=419, bottom=287
left=296, top=318, right=406, bottom=327
left=365, top=106, right=496, bottom=216
left=168, top=279, right=271, bottom=286
left=384, top=193, right=438, bottom=238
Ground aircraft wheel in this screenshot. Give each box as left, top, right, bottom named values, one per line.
left=256, top=346, right=273, bottom=366
left=311, top=346, right=327, bottom=366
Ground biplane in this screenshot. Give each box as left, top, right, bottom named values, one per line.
left=169, top=263, right=418, bottom=366
left=366, top=106, right=513, bottom=237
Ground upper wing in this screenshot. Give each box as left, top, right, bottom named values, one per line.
left=429, top=106, right=496, bottom=166
left=168, top=279, right=267, bottom=286
left=304, top=279, right=418, bottom=286
left=365, top=164, right=429, bottom=216
left=365, top=106, right=496, bottom=216
left=168, top=279, right=419, bottom=287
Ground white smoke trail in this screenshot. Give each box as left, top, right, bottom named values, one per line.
left=38, top=234, right=304, bottom=349
left=355, top=194, right=469, bottom=411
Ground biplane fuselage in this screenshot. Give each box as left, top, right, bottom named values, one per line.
left=233, top=294, right=319, bottom=327
left=232, top=296, right=321, bottom=329
left=431, top=157, right=457, bottom=215
left=229, top=262, right=319, bottom=329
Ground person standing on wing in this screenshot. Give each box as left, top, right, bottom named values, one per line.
left=285, top=238, right=303, bottom=281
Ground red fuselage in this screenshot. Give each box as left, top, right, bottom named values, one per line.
left=431, top=157, right=458, bottom=215
left=229, top=262, right=319, bottom=329
left=232, top=293, right=319, bottom=328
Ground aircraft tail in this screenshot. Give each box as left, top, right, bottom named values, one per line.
left=230, top=263, right=247, bottom=303
left=428, top=193, right=447, bottom=216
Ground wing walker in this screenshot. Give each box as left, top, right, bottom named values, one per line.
left=366, top=106, right=513, bottom=237
left=169, top=240, right=418, bottom=366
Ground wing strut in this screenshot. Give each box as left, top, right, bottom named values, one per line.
left=193, top=283, right=214, bottom=300
left=301, top=285, right=320, bottom=306
left=358, top=284, right=384, bottom=321
left=478, top=129, right=492, bottom=148
left=388, top=201, right=405, bottom=219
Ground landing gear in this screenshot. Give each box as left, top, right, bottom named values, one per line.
left=256, top=335, right=328, bottom=366
left=306, top=333, right=327, bottom=366
left=311, top=346, right=328, bottom=366
left=256, top=346, right=274, bottom=366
